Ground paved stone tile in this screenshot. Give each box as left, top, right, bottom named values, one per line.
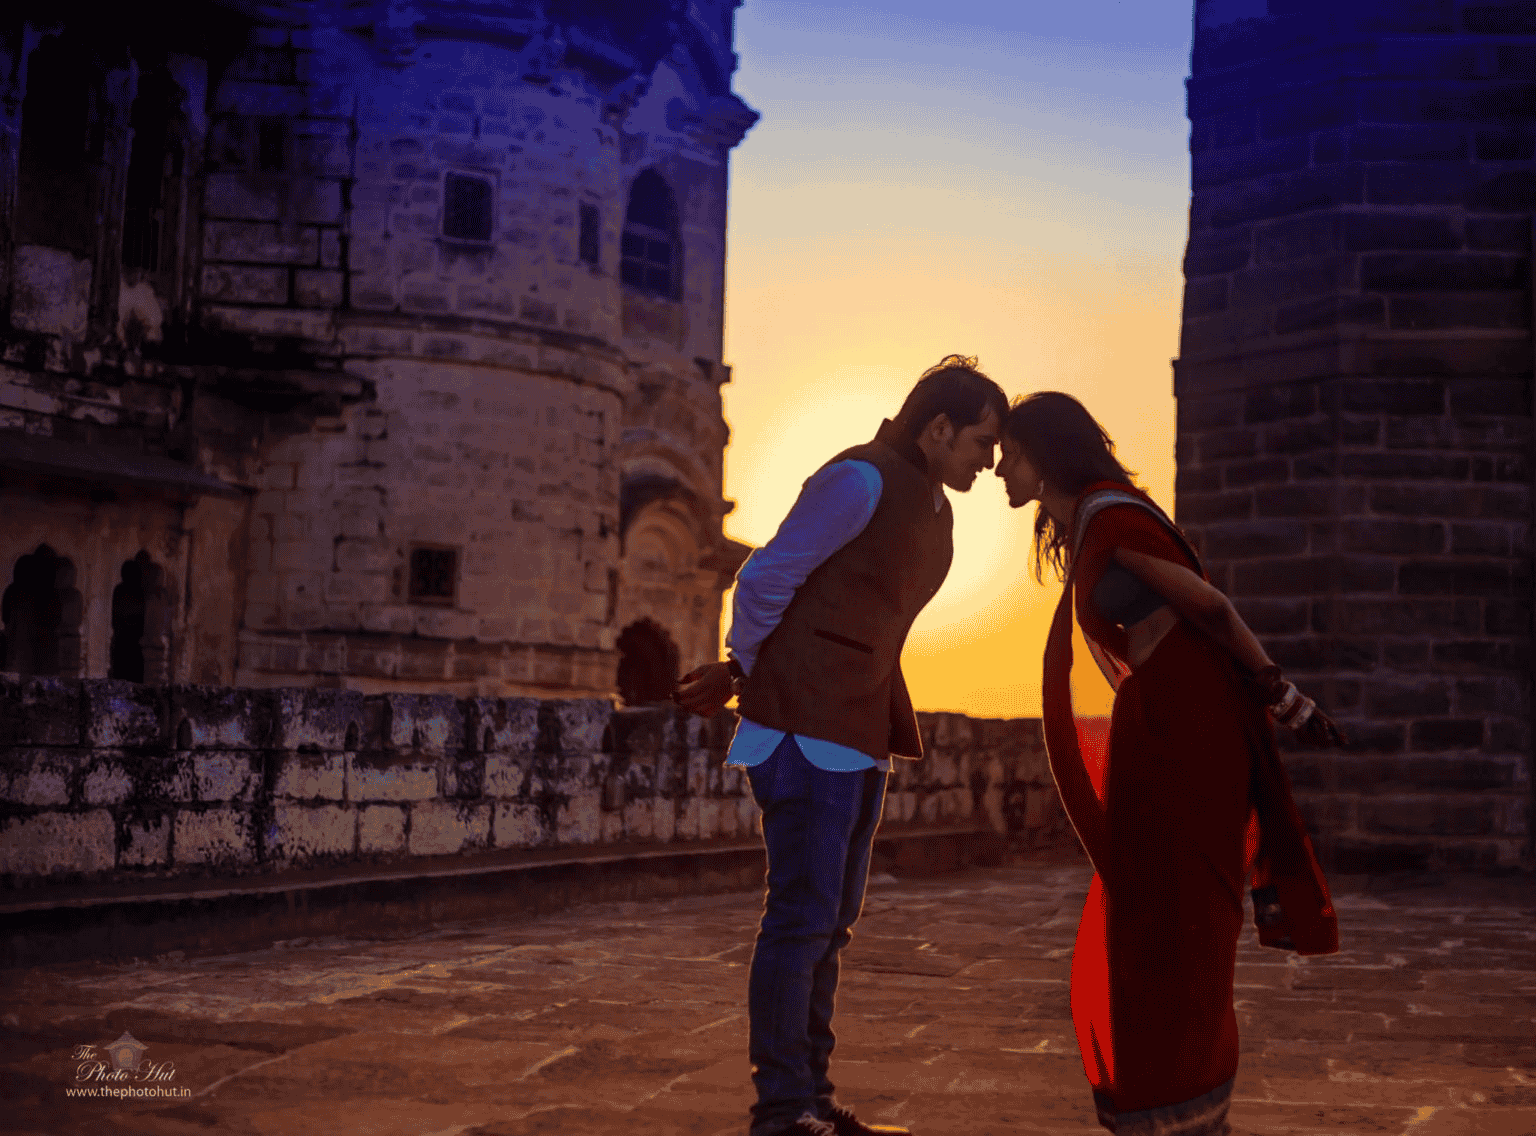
left=1, top=857, right=1532, bottom=1136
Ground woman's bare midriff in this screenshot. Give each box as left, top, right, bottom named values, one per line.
left=1124, top=606, right=1179, bottom=669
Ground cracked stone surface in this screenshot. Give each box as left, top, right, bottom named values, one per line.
left=2, top=857, right=1533, bottom=1135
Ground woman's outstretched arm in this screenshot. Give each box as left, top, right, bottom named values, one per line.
left=1111, top=547, right=1273, bottom=673
left=1111, top=546, right=1348, bottom=747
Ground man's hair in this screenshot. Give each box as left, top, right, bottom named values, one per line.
left=1003, top=391, right=1137, bottom=582
left=890, top=355, right=1008, bottom=443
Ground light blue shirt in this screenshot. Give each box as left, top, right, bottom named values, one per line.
left=725, top=458, right=942, bottom=773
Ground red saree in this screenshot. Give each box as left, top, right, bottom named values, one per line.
left=1042, top=482, right=1337, bottom=1124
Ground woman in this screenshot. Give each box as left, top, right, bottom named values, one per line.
left=996, top=392, right=1346, bottom=1135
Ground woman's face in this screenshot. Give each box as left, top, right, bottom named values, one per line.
left=995, top=436, right=1042, bottom=509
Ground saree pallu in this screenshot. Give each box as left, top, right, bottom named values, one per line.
left=1043, top=482, right=1337, bottom=1129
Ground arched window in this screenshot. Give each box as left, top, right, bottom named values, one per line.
left=109, top=555, right=148, bottom=682
left=1, top=545, right=83, bottom=677
left=122, top=66, right=185, bottom=274
left=616, top=618, right=680, bottom=705
left=620, top=170, right=679, bottom=299
left=109, top=551, right=169, bottom=683
left=14, top=35, right=96, bottom=256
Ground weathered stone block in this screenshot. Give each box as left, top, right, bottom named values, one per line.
left=1203, top=520, right=1308, bottom=559
left=1369, top=484, right=1482, bottom=518
left=274, top=751, right=346, bottom=800
left=358, top=804, right=404, bottom=853
left=1223, top=457, right=1288, bottom=488
left=0, top=810, right=115, bottom=876
left=1409, top=718, right=1486, bottom=751
left=408, top=800, right=489, bottom=856
left=1198, top=166, right=1365, bottom=231
left=1, top=751, right=72, bottom=806
left=541, top=699, right=612, bottom=755
left=1448, top=378, right=1530, bottom=416
left=295, top=270, right=344, bottom=307
left=0, top=677, right=83, bottom=747
left=295, top=180, right=344, bottom=223
left=1390, top=293, right=1530, bottom=331
left=11, top=245, right=91, bottom=337
left=1177, top=490, right=1253, bottom=524
left=1338, top=520, right=1446, bottom=556
left=193, top=752, right=258, bottom=803
left=1398, top=558, right=1514, bottom=597
left=494, top=801, right=545, bottom=848
left=201, top=265, right=288, bottom=304
left=672, top=797, right=702, bottom=841
left=274, top=803, right=354, bottom=859
left=1361, top=794, right=1497, bottom=837
left=652, top=797, right=677, bottom=843
left=119, top=815, right=170, bottom=867
left=372, top=692, right=463, bottom=753
left=1361, top=252, right=1528, bottom=292
left=202, top=220, right=319, bottom=263
left=350, top=753, right=438, bottom=801
left=85, top=682, right=163, bottom=748
left=483, top=754, right=526, bottom=797
left=1192, top=137, right=1311, bottom=190
left=558, top=792, right=601, bottom=844
left=173, top=808, right=252, bottom=866
left=169, top=686, right=264, bottom=749
left=1350, top=125, right=1468, bottom=162
left=82, top=760, right=133, bottom=806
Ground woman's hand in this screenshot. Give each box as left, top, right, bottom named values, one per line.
left=1250, top=665, right=1350, bottom=748
left=1295, top=705, right=1349, bottom=748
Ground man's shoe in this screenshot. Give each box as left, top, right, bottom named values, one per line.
left=783, top=1113, right=835, bottom=1135
left=827, top=1103, right=912, bottom=1136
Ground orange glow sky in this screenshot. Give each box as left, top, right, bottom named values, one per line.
left=717, top=2, right=1195, bottom=718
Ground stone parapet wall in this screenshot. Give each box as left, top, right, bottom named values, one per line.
left=0, top=675, right=1071, bottom=888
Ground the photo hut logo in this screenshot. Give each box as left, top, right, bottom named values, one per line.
left=64, top=1028, right=189, bottom=1100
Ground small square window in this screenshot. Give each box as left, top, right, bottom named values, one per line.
left=443, top=171, right=493, bottom=242
left=579, top=202, right=600, bottom=266
left=621, top=229, right=673, bottom=296
left=408, top=546, right=458, bottom=605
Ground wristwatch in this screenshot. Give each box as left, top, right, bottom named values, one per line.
left=726, top=656, right=746, bottom=697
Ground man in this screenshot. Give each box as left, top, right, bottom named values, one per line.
left=674, top=356, right=1007, bottom=1136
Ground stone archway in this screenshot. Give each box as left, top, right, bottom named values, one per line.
left=616, top=618, right=680, bottom=706
left=1, top=545, right=83, bottom=677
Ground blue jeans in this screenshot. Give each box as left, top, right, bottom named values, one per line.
left=746, top=734, right=887, bottom=1135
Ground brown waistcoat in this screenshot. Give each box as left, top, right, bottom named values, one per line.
left=736, top=421, right=953, bottom=760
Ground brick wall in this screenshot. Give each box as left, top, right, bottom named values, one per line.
left=1178, top=0, right=1534, bottom=871
left=0, top=675, right=1071, bottom=888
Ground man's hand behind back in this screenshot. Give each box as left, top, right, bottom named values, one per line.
left=672, top=661, right=735, bottom=718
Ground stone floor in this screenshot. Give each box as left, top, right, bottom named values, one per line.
left=2, top=854, right=1533, bottom=1136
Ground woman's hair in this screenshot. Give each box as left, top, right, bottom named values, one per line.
left=890, top=355, right=1009, bottom=444
left=1003, top=391, right=1137, bottom=582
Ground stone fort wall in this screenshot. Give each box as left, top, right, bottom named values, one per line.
left=1178, top=0, right=1534, bottom=871
left=0, top=2, right=753, bottom=704
left=0, top=675, right=1072, bottom=888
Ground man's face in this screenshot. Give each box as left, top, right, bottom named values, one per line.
left=995, top=435, right=1041, bottom=509
left=935, top=405, right=1000, bottom=492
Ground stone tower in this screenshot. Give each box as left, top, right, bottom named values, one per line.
left=0, top=1, right=755, bottom=702
left=1177, top=0, right=1533, bottom=870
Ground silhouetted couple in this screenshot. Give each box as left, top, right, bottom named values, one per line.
left=674, top=356, right=1344, bottom=1136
